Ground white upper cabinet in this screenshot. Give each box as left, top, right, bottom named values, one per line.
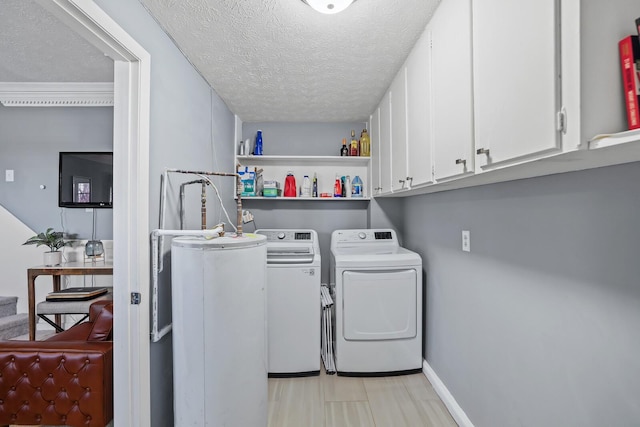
left=473, top=0, right=560, bottom=169
left=391, top=68, right=408, bottom=192
left=370, top=109, right=381, bottom=195
left=431, top=0, right=474, bottom=181
left=379, top=91, right=392, bottom=194
left=406, top=27, right=434, bottom=187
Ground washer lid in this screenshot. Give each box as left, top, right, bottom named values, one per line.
left=333, top=247, right=421, bottom=268
left=172, top=233, right=266, bottom=249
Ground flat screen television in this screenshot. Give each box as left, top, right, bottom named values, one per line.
left=58, top=152, right=113, bottom=208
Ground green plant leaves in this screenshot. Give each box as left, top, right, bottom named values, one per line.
left=22, top=228, right=68, bottom=251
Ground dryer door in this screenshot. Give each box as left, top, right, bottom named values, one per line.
left=342, top=269, right=417, bottom=341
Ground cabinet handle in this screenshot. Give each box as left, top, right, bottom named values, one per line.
left=455, top=159, right=466, bottom=166
left=476, top=148, right=490, bottom=155
left=374, top=187, right=382, bottom=191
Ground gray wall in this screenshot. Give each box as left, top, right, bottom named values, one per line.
left=402, top=163, right=640, bottom=427
left=93, top=1, right=236, bottom=426
left=0, top=106, right=114, bottom=239
left=243, top=122, right=368, bottom=157
left=242, top=122, right=371, bottom=282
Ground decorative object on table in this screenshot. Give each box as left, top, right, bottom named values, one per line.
left=22, top=227, right=68, bottom=266
left=85, top=239, right=105, bottom=261
left=85, top=208, right=105, bottom=263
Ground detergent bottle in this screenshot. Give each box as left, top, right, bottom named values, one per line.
left=302, top=175, right=311, bottom=197
left=333, top=174, right=342, bottom=197
left=352, top=175, right=363, bottom=198
left=284, top=172, right=297, bottom=197
left=254, top=130, right=263, bottom=155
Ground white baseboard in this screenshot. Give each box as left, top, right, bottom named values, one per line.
left=422, top=359, right=474, bottom=427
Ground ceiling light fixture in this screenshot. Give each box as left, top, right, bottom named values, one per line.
left=302, top=0, right=355, bottom=14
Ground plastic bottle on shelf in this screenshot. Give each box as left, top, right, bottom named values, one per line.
left=349, top=130, right=359, bottom=156
left=345, top=175, right=352, bottom=198
left=334, top=174, right=342, bottom=197
left=254, top=130, right=263, bottom=155
left=302, top=175, right=311, bottom=197
left=360, top=129, right=370, bottom=157
left=284, top=172, right=296, bottom=197
left=312, top=173, right=318, bottom=197
left=352, top=175, right=363, bottom=198
left=340, top=138, right=349, bottom=156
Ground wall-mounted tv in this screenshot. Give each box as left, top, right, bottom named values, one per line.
left=58, top=152, right=113, bottom=208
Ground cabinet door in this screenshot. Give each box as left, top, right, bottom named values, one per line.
left=431, top=0, right=474, bottom=181
left=379, top=91, right=392, bottom=194
left=370, top=109, right=381, bottom=195
left=391, top=68, right=408, bottom=192
left=406, top=27, right=434, bottom=187
left=473, top=0, right=560, bottom=168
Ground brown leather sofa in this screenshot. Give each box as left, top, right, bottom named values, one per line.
left=0, top=300, right=113, bottom=427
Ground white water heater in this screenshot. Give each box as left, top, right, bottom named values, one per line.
left=171, top=233, right=268, bottom=426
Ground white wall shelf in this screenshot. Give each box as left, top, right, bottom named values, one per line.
left=240, top=196, right=370, bottom=201
left=236, top=154, right=371, bottom=199
left=236, top=155, right=370, bottom=165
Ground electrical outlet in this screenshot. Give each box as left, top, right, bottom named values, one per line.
left=5, top=170, right=14, bottom=182
left=462, top=230, right=470, bottom=252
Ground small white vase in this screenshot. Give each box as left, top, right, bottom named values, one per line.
left=44, top=251, right=62, bottom=266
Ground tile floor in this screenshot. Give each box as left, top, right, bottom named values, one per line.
left=268, top=368, right=458, bottom=427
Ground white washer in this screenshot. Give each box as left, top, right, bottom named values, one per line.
left=257, top=229, right=321, bottom=377
left=330, top=229, right=422, bottom=375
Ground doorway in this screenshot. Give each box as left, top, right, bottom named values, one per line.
left=35, top=1, right=152, bottom=425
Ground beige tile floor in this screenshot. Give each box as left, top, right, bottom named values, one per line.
left=269, top=367, right=458, bottom=427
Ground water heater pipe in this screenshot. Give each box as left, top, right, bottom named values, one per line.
left=159, top=168, right=243, bottom=273
left=179, top=179, right=207, bottom=230
left=150, top=227, right=224, bottom=342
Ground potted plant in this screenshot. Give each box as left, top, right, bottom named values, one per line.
left=23, top=228, right=68, bottom=266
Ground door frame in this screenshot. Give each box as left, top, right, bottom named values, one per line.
left=35, top=1, right=151, bottom=425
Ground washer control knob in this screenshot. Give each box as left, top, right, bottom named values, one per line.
left=277, top=232, right=286, bottom=240
left=358, top=232, right=366, bottom=240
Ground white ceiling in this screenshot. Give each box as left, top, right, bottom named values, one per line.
left=139, top=0, right=440, bottom=122
left=0, top=0, right=440, bottom=122
left=0, top=0, right=113, bottom=83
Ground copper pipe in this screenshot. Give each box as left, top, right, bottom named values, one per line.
left=166, top=168, right=242, bottom=235
left=201, top=181, right=207, bottom=230
left=236, top=172, right=243, bottom=237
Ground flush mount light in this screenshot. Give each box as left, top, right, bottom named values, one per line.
left=302, top=0, right=356, bottom=14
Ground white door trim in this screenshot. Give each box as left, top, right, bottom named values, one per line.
left=35, top=1, right=151, bottom=425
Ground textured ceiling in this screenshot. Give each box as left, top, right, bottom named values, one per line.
left=140, top=0, right=440, bottom=122
left=0, top=0, right=439, bottom=122
left=0, top=0, right=113, bottom=83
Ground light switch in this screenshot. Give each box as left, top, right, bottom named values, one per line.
left=5, top=170, right=14, bottom=182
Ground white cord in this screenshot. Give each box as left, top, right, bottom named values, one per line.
left=92, top=209, right=97, bottom=241
left=196, top=174, right=237, bottom=232
left=59, top=208, right=69, bottom=264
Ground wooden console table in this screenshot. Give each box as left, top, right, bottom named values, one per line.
left=27, top=262, right=113, bottom=340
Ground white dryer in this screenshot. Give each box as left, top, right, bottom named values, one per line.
left=330, top=229, right=422, bottom=375
left=257, top=229, right=321, bottom=377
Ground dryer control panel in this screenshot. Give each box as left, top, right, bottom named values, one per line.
left=332, top=229, right=397, bottom=245
left=258, top=230, right=316, bottom=242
